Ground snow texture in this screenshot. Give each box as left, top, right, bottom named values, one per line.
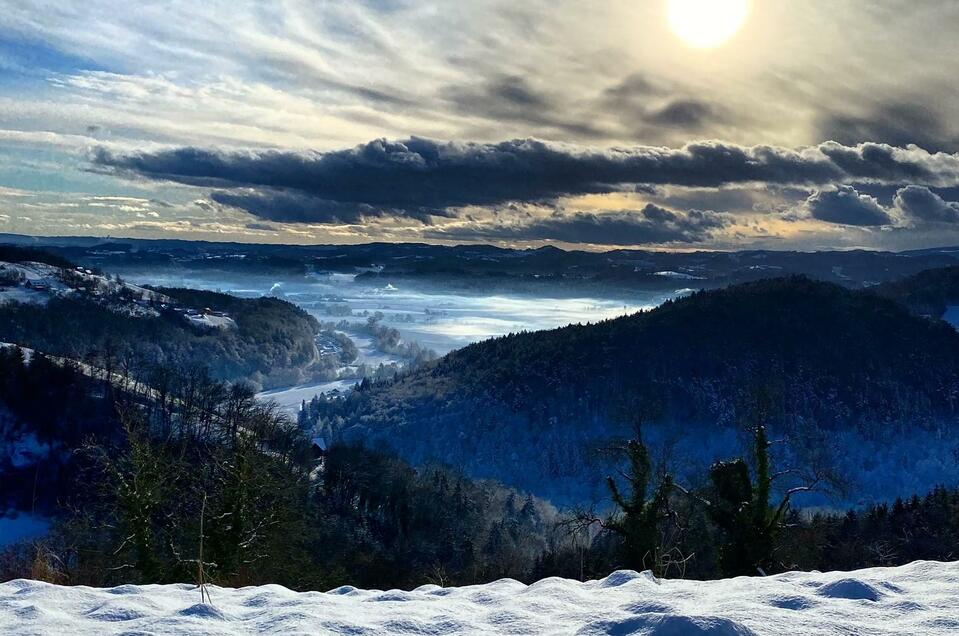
left=1, top=560, right=958, bottom=635
left=185, top=313, right=237, bottom=330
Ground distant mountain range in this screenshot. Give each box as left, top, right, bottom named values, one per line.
left=304, top=276, right=959, bottom=507
left=6, top=233, right=959, bottom=293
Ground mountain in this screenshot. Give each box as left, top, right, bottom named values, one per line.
left=304, top=277, right=959, bottom=506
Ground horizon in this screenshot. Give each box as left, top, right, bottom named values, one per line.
left=8, top=230, right=959, bottom=257
left=4, top=2, right=959, bottom=251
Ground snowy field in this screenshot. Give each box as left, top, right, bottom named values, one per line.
left=2, top=561, right=957, bottom=635
left=256, top=378, right=357, bottom=414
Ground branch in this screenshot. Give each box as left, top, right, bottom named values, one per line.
left=671, top=482, right=712, bottom=508
left=770, top=479, right=820, bottom=527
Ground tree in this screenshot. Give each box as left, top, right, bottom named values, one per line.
left=704, top=423, right=817, bottom=577
left=87, top=411, right=175, bottom=582
left=574, top=434, right=677, bottom=575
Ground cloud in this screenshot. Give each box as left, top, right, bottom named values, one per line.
left=245, top=221, right=278, bottom=231
left=209, top=189, right=416, bottom=224
left=424, top=204, right=730, bottom=246
left=645, top=100, right=724, bottom=130
left=894, top=185, right=959, bottom=224
left=804, top=185, right=893, bottom=226
left=818, top=103, right=958, bottom=153
left=442, top=75, right=602, bottom=138
left=92, top=137, right=959, bottom=226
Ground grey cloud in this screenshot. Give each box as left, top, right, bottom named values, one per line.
left=646, top=100, right=724, bottom=130
left=425, top=204, right=730, bottom=246
left=210, top=189, right=442, bottom=224
left=805, top=185, right=893, bottom=226
left=602, top=75, right=730, bottom=135
left=93, top=137, right=959, bottom=225
left=894, top=185, right=959, bottom=224
left=442, top=76, right=603, bottom=138
left=817, top=142, right=945, bottom=184
left=604, top=73, right=665, bottom=101
left=818, top=103, right=958, bottom=154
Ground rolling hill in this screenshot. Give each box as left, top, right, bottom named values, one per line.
left=0, top=250, right=324, bottom=389
left=304, top=277, right=959, bottom=506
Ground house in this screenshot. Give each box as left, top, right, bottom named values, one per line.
left=25, top=280, right=50, bottom=292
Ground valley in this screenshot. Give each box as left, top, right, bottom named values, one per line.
left=4, top=237, right=959, bottom=609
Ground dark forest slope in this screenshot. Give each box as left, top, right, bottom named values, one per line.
left=0, top=288, right=321, bottom=389
left=305, top=277, right=959, bottom=504
left=873, top=265, right=959, bottom=318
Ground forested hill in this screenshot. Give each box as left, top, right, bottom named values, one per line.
left=872, top=265, right=959, bottom=318
left=0, top=284, right=322, bottom=390
left=308, top=276, right=959, bottom=505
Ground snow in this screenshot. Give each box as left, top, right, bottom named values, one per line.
left=186, top=313, right=237, bottom=330
left=255, top=328, right=405, bottom=415
left=116, top=269, right=663, bottom=356
left=0, top=287, right=48, bottom=305
left=256, top=379, right=357, bottom=415
left=1, top=561, right=958, bottom=635
left=6, top=432, right=50, bottom=468
left=652, top=271, right=705, bottom=280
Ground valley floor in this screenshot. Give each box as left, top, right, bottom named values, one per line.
left=1, top=560, right=958, bottom=635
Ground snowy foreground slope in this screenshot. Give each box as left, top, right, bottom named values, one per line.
left=2, top=561, right=958, bottom=635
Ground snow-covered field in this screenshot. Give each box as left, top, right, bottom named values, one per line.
left=256, top=378, right=357, bottom=414
left=2, top=561, right=957, bottom=635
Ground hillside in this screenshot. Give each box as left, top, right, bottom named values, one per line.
left=0, top=254, right=323, bottom=389
left=306, top=277, right=959, bottom=506
left=2, top=560, right=957, bottom=635
left=873, top=265, right=959, bottom=319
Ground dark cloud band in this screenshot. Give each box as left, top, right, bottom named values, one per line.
left=92, top=138, right=959, bottom=227
left=423, top=204, right=730, bottom=246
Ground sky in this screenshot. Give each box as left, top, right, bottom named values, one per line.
left=2, top=0, right=959, bottom=251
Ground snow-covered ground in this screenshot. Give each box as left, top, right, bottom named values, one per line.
left=255, top=328, right=403, bottom=415
left=185, top=313, right=237, bottom=330
left=1, top=561, right=957, bottom=635
left=256, top=378, right=357, bottom=414
left=125, top=271, right=666, bottom=415
left=0, top=286, right=49, bottom=305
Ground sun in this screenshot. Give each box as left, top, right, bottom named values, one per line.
left=668, top=0, right=750, bottom=49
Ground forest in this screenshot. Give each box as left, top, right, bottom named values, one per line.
left=301, top=276, right=959, bottom=503
left=0, top=286, right=324, bottom=390
left=2, top=343, right=959, bottom=590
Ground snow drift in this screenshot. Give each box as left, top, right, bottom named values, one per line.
left=1, top=561, right=958, bottom=635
